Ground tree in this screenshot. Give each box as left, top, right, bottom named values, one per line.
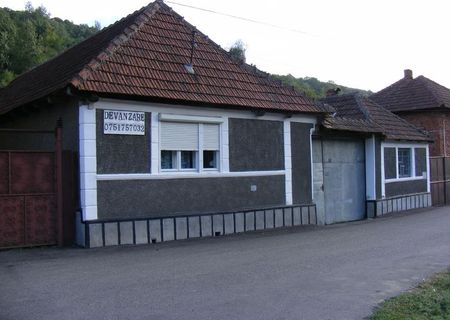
left=228, top=39, right=246, bottom=63
left=0, top=5, right=99, bottom=87
left=0, top=10, right=16, bottom=70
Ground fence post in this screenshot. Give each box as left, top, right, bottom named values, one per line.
left=55, top=118, right=64, bottom=247
left=444, top=157, right=448, bottom=205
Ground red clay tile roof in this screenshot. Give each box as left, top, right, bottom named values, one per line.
left=0, top=1, right=331, bottom=115
left=320, top=94, right=431, bottom=141
left=371, top=73, right=450, bottom=112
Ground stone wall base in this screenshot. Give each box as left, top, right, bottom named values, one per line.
left=76, top=204, right=317, bottom=248
left=367, top=192, right=432, bottom=218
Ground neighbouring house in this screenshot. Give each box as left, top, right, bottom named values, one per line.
left=371, top=70, right=450, bottom=157
left=371, top=70, right=450, bottom=205
left=0, top=0, right=334, bottom=248
left=315, top=93, right=432, bottom=222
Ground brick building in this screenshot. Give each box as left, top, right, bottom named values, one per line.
left=371, top=70, right=450, bottom=157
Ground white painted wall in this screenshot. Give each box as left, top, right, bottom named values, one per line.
left=79, top=104, right=98, bottom=220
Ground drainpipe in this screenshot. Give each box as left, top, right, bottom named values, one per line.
left=55, top=118, right=64, bottom=247
left=444, top=118, right=447, bottom=157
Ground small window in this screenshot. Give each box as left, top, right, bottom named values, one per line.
left=181, top=151, right=196, bottom=169
left=398, top=148, right=412, bottom=178
left=161, top=150, right=198, bottom=171
left=161, top=150, right=176, bottom=169
left=203, top=150, right=218, bottom=169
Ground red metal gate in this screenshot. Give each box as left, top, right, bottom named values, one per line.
left=0, top=151, right=57, bottom=247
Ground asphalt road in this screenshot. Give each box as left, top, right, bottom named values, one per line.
left=1, top=206, right=450, bottom=320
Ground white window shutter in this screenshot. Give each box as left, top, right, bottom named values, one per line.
left=203, top=124, right=219, bottom=150
left=161, top=122, right=198, bottom=150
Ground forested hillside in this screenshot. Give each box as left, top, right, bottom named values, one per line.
left=271, top=74, right=371, bottom=99
left=0, top=4, right=99, bottom=87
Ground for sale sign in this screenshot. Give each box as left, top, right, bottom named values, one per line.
left=103, top=110, right=145, bottom=135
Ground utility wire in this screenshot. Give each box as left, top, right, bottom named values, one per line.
left=165, top=0, right=318, bottom=37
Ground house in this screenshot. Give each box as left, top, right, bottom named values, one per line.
left=371, top=70, right=450, bottom=157
left=371, top=70, right=450, bottom=205
left=314, top=93, right=432, bottom=222
left=0, top=0, right=333, bottom=248
left=0, top=2, right=433, bottom=248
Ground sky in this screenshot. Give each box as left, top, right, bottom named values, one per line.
left=2, top=0, right=450, bottom=92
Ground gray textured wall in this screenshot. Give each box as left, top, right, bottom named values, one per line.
left=228, top=118, right=284, bottom=171
left=384, top=147, right=396, bottom=179
left=385, top=179, right=427, bottom=197
left=96, top=109, right=151, bottom=174
left=97, top=175, right=286, bottom=219
left=415, top=148, right=427, bottom=177
left=0, top=99, right=79, bottom=151
left=291, top=122, right=313, bottom=204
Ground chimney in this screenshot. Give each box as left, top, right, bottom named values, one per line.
left=404, top=69, right=413, bottom=79
left=326, top=88, right=341, bottom=97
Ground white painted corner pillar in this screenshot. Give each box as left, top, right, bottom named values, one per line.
left=365, top=135, right=376, bottom=200
left=380, top=143, right=386, bottom=198
left=150, top=112, right=160, bottom=174
left=284, top=120, right=293, bottom=205
left=79, top=104, right=98, bottom=221
left=220, top=118, right=230, bottom=173
left=309, top=125, right=315, bottom=201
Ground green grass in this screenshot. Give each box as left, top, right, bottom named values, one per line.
left=370, top=269, right=450, bottom=320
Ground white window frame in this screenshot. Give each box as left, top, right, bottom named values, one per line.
left=158, top=113, right=222, bottom=174
left=381, top=142, right=430, bottom=198
left=382, top=143, right=428, bottom=183
left=160, top=150, right=198, bottom=172
left=397, top=147, right=412, bottom=178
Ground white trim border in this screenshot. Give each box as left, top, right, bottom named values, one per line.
left=97, top=170, right=286, bottom=181
left=284, top=120, right=292, bottom=205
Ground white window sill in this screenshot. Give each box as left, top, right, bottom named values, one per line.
left=97, top=170, right=285, bottom=181
left=385, top=176, right=427, bottom=183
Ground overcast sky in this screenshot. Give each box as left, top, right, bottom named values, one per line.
left=2, top=0, right=450, bottom=92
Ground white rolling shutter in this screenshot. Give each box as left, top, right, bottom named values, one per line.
left=161, top=122, right=198, bottom=150
left=203, top=124, right=220, bottom=150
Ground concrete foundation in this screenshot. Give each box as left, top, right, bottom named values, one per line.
left=77, top=204, right=317, bottom=248
left=367, top=192, right=432, bottom=218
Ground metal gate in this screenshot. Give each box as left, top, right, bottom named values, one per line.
left=313, top=139, right=366, bottom=224
left=0, top=151, right=57, bottom=248
left=0, top=123, right=75, bottom=248
left=430, top=156, right=450, bottom=206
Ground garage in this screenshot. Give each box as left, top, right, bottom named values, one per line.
left=313, top=138, right=366, bottom=224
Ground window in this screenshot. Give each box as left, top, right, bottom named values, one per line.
left=202, top=124, right=219, bottom=170
left=161, top=150, right=176, bottom=169
left=384, top=145, right=427, bottom=181
left=160, top=120, right=220, bottom=172
left=203, top=150, right=217, bottom=169
left=398, top=148, right=412, bottom=178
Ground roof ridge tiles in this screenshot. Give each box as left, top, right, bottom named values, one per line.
left=70, top=2, right=163, bottom=87
left=0, top=0, right=329, bottom=115
left=416, top=75, right=449, bottom=107
left=371, top=72, right=450, bottom=112
left=321, top=92, right=430, bottom=141
left=354, top=93, right=373, bottom=122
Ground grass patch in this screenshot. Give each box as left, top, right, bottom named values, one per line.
left=370, top=269, right=450, bottom=320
